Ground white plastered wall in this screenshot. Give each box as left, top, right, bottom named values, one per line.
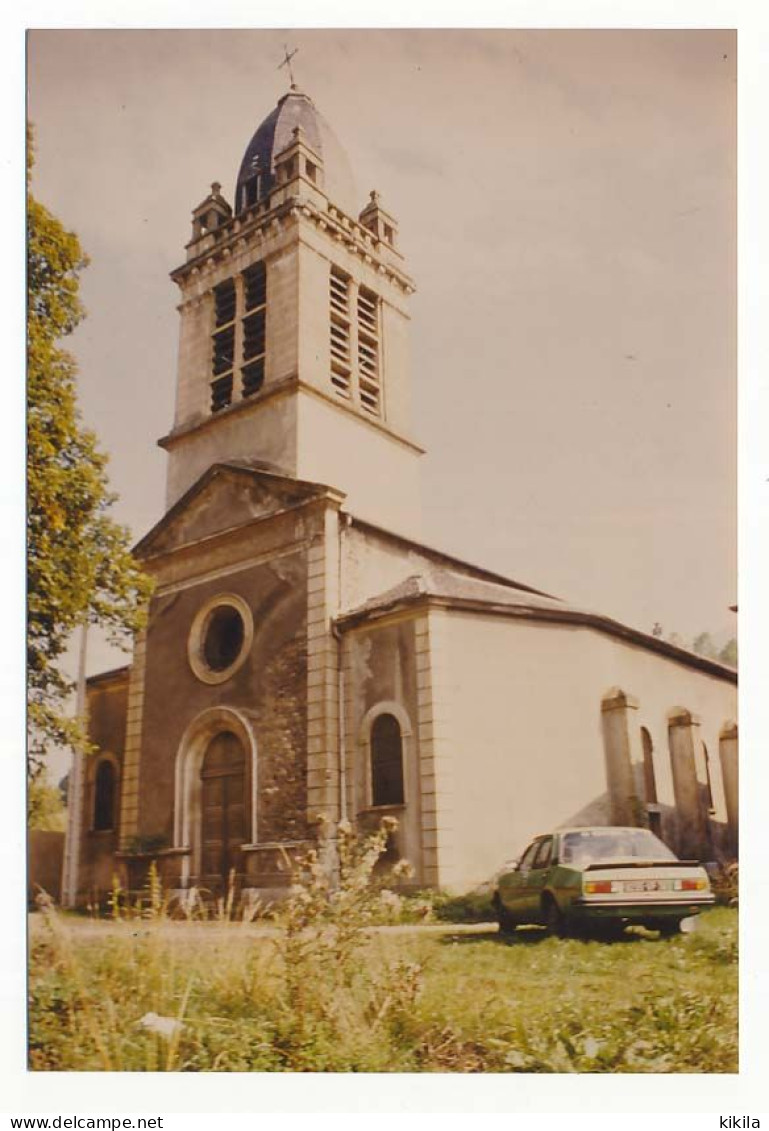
left=296, top=390, right=422, bottom=538
left=429, top=608, right=737, bottom=891
left=165, top=393, right=299, bottom=508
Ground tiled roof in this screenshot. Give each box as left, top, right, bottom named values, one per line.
left=343, top=564, right=576, bottom=619
left=338, top=566, right=737, bottom=683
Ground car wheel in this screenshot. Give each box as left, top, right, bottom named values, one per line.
left=543, top=895, right=567, bottom=938
left=492, top=891, right=516, bottom=936
left=655, top=921, right=681, bottom=938
left=595, top=922, right=627, bottom=942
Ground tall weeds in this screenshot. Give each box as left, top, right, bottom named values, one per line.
left=28, top=827, right=738, bottom=1072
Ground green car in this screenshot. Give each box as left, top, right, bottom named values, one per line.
left=492, top=826, right=715, bottom=937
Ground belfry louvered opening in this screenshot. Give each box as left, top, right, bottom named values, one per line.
left=242, top=261, right=267, bottom=398
left=329, top=267, right=384, bottom=413
left=211, top=279, right=236, bottom=412
left=329, top=267, right=352, bottom=398
left=209, top=262, right=268, bottom=413
left=357, top=286, right=380, bottom=416
left=214, top=280, right=236, bottom=326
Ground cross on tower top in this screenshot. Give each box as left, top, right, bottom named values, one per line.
left=278, top=44, right=299, bottom=88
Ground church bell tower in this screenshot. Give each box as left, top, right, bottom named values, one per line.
left=159, top=84, right=424, bottom=536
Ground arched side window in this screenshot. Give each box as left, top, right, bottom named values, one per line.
left=370, top=713, right=405, bottom=807
left=701, top=742, right=715, bottom=812
left=640, top=727, right=663, bottom=838
left=93, top=759, right=117, bottom=832
left=640, top=727, right=657, bottom=804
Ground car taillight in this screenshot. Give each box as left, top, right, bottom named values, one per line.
left=681, top=878, right=708, bottom=891
left=584, top=880, right=613, bottom=894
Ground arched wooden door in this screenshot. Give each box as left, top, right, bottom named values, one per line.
left=200, top=731, right=247, bottom=891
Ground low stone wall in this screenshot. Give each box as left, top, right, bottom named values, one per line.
left=28, top=830, right=65, bottom=905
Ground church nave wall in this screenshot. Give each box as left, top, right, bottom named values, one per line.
left=423, top=610, right=737, bottom=891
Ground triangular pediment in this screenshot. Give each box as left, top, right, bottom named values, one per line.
left=134, top=462, right=343, bottom=559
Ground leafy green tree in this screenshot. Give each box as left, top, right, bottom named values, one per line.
left=653, top=625, right=737, bottom=670
left=28, top=775, right=67, bottom=830
left=692, top=632, right=718, bottom=660
left=27, top=129, right=153, bottom=778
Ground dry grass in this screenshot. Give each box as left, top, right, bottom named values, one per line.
left=28, top=829, right=737, bottom=1073
left=28, top=904, right=737, bottom=1072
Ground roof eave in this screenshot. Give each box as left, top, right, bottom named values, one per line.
left=336, top=593, right=738, bottom=684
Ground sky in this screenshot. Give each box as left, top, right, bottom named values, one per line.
left=26, top=28, right=737, bottom=669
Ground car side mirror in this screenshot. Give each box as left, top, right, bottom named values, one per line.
left=504, top=858, right=520, bottom=872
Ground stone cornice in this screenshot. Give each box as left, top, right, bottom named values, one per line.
left=137, top=497, right=330, bottom=569
left=158, top=375, right=298, bottom=450
left=133, top=462, right=344, bottom=562
left=173, top=193, right=415, bottom=296
left=158, top=372, right=425, bottom=456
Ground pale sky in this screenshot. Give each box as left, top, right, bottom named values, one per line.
left=27, top=28, right=737, bottom=674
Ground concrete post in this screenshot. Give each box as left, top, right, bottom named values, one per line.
left=601, top=689, right=643, bottom=826
left=718, top=720, right=738, bottom=854
left=667, top=708, right=709, bottom=859
left=61, top=622, right=88, bottom=908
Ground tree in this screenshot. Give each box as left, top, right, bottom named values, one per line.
left=651, top=625, right=737, bottom=669
left=692, top=632, right=718, bottom=660
left=28, top=774, right=67, bottom=830
left=27, top=129, right=153, bottom=778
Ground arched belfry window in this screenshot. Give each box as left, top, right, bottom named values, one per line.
left=93, top=759, right=117, bottom=832
left=370, top=713, right=405, bottom=807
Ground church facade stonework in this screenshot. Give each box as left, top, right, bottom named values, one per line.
left=64, top=86, right=737, bottom=906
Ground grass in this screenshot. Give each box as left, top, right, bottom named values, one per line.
left=28, top=906, right=738, bottom=1073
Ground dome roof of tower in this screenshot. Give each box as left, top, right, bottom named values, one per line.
left=235, top=86, right=357, bottom=216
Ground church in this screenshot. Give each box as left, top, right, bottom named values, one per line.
left=62, top=82, right=738, bottom=906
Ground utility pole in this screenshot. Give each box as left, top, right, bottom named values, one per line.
left=61, top=621, right=88, bottom=907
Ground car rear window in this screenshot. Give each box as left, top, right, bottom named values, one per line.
left=560, top=829, right=677, bottom=866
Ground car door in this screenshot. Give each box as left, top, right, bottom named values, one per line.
left=522, top=836, right=554, bottom=922
left=498, top=839, right=541, bottom=922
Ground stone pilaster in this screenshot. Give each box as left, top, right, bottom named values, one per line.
left=118, top=628, right=147, bottom=850
left=600, top=688, right=643, bottom=826
left=305, top=508, right=341, bottom=827
left=667, top=708, right=709, bottom=859
left=718, top=720, right=739, bottom=853
left=415, top=609, right=457, bottom=888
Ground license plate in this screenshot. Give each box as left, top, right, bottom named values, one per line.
left=623, top=879, right=668, bottom=893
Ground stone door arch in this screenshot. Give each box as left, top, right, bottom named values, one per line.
left=174, top=706, right=257, bottom=887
